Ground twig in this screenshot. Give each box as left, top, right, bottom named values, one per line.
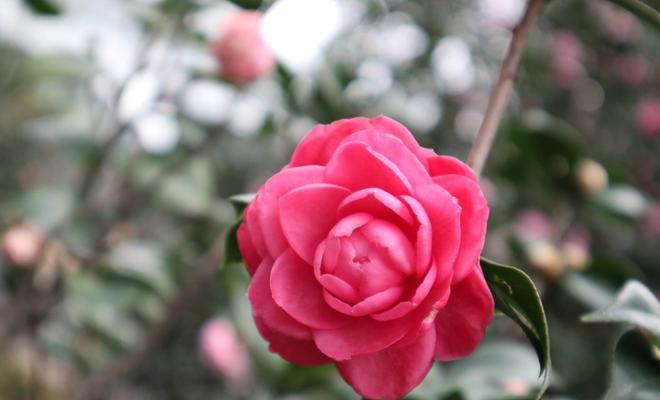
left=74, top=232, right=227, bottom=400
left=609, top=0, right=660, bottom=32
left=467, top=0, right=546, bottom=177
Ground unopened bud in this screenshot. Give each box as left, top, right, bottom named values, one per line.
left=527, top=241, right=565, bottom=280
left=1, top=223, right=45, bottom=267
left=575, top=159, right=608, bottom=195
left=561, top=242, right=590, bottom=271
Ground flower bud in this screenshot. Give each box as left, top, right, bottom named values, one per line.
left=527, top=241, right=565, bottom=280
left=210, top=11, right=276, bottom=84
left=561, top=227, right=591, bottom=271
left=199, top=318, right=251, bottom=388
left=575, top=158, right=608, bottom=195
left=1, top=223, right=45, bottom=267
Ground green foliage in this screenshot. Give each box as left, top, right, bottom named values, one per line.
left=582, top=281, right=660, bottom=399
left=22, top=0, right=61, bottom=15
left=481, top=258, right=551, bottom=399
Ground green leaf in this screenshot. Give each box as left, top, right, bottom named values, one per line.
left=223, top=194, right=254, bottom=267
left=229, top=193, right=255, bottom=215
left=23, top=0, right=62, bottom=15
left=224, top=219, right=243, bottom=266
left=608, top=0, right=660, bottom=33
left=582, top=280, right=660, bottom=341
left=480, top=257, right=551, bottom=399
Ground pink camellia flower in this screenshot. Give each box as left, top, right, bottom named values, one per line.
left=210, top=11, right=276, bottom=84
left=635, top=99, right=660, bottom=137
left=199, top=318, right=251, bottom=387
left=238, top=116, right=493, bottom=399
left=550, top=31, right=585, bottom=90
left=1, top=223, right=44, bottom=267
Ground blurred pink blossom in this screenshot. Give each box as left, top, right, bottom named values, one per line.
left=199, top=318, right=251, bottom=387
left=635, top=99, right=660, bottom=137
left=613, top=55, right=648, bottom=86
left=551, top=31, right=585, bottom=89
left=1, top=223, right=44, bottom=267
left=515, top=209, right=553, bottom=241
left=646, top=202, right=660, bottom=236
left=590, top=0, right=639, bottom=42
left=210, top=11, right=276, bottom=84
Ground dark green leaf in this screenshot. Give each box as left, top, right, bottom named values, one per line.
left=224, top=218, right=243, bottom=266
left=223, top=194, right=254, bottom=267
left=480, top=257, right=551, bottom=399
left=23, top=0, right=61, bottom=15
left=229, top=193, right=255, bottom=215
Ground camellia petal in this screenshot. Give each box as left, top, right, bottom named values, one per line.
left=426, top=155, right=478, bottom=181
left=313, top=315, right=413, bottom=361
left=254, top=316, right=331, bottom=366
left=279, top=183, right=350, bottom=264
left=256, top=166, right=326, bottom=257
left=337, top=324, right=436, bottom=400
left=434, top=265, right=494, bottom=361
left=270, top=249, right=351, bottom=330
left=341, top=130, right=431, bottom=186
left=434, top=175, right=489, bottom=284
left=289, top=118, right=371, bottom=166
left=236, top=222, right=261, bottom=275
left=337, top=188, right=415, bottom=229
left=412, top=183, right=461, bottom=284
left=248, top=258, right=312, bottom=340
left=325, top=141, right=413, bottom=195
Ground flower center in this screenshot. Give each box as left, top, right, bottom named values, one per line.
left=315, top=213, right=416, bottom=314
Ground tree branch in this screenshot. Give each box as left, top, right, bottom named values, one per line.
left=467, top=0, right=546, bottom=177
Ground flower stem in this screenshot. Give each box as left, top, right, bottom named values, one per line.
left=467, top=0, right=546, bottom=177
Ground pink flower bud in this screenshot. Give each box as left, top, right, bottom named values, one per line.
left=199, top=318, right=251, bottom=387
left=1, top=223, right=45, bottom=267
left=550, top=31, right=585, bottom=90
left=635, top=99, right=660, bottom=137
left=210, top=11, right=276, bottom=84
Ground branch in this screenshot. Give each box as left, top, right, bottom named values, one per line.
left=467, top=0, right=546, bottom=177
left=609, top=0, right=660, bottom=32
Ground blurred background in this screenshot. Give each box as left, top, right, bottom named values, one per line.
left=1, top=0, right=659, bottom=399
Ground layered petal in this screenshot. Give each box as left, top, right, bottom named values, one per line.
left=340, top=130, right=431, bottom=186
left=279, top=184, right=350, bottom=264
left=255, top=166, right=326, bottom=258
left=254, top=316, right=331, bottom=366
left=270, top=249, right=351, bottom=330
left=337, top=325, right=436, bottom=400
left=435, top=175, right=489, bottom=284
left=370, top=116, right=431, bottom=167
left=248, top=258, right=312, bottom=340
left=434, top=265, right=494, bottom=361
left=236, top=221, right=260, bottom=275
left=289, top=118, right=371, bottom=166
left=426, top=155, right=478, bottom=181
left=313, top=316, right=413, bottom=361
left=337, top=188, right=415, bottom=229
left=413, top=183, right=461, bottom=286
left=325, top=141, right=412, bottom=195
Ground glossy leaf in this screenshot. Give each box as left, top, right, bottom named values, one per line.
left=480, top=257, right=551, bottom=399
left=23, top=0, right=61, bottom=15
left=224, top=194, right=254, bottom=266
